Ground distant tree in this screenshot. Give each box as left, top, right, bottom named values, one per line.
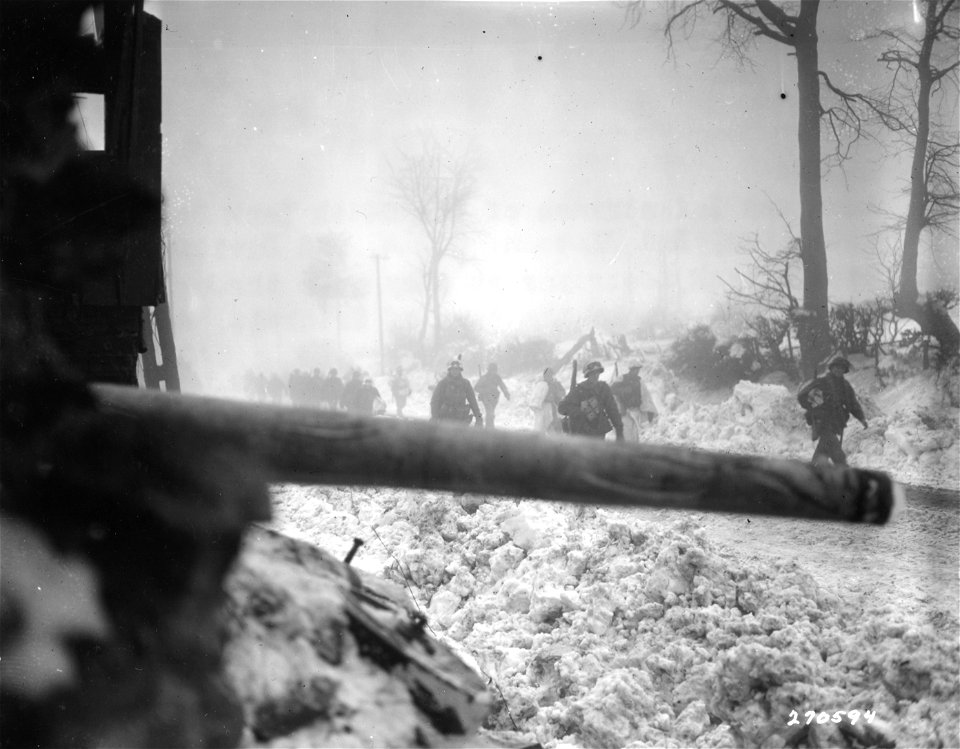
left=389, top=135, right=476, bottom=357
left=861, top=0, right=959, bottom=359
left=719, top=204, right=802, bottom=364
left=626, top=0, right=845, bottom=376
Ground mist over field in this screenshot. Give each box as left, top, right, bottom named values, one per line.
left=144, top=1, right=958, bottom=397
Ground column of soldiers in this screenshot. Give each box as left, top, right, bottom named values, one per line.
left=288, top=368, right=344, bottom=409
left=286, top=366, right=415, bottom=417
left=427, top=351, right=869, bottom=470
left=431, top=357, right=658, bottom=443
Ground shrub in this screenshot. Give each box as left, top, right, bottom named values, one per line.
left=665, top=325, right=718, bottom=386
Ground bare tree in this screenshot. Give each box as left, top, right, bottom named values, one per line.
left=719, top=222, right=802, bottom=365
left=626, top=0, right=843, bottom=376
left=868, top=0, right=959, bottom=358
left=389, top=136, right=476, bottom=357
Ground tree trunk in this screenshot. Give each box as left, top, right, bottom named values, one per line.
left=794, top=0, right=832, bottom=378
left=895, top=0, right=960, bottom=359
left=430, top=259, right=442, bottom=353
left=417, top=268, right=431, bottom=360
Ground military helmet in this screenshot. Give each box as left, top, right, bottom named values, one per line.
left=827, top=356, right=851, bottom=373
left=628, top=361, right=642, bottom=371
left=448, top=359, right=463, bottom=370
left=584, top=360, right=604, bottom=376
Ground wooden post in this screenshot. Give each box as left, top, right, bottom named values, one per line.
left=92, top=384, right=900, bottom=525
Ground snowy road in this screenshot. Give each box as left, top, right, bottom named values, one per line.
left=620, top=482, right=960, bottom=632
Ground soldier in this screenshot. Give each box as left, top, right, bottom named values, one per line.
left=389, top=366, right=412, bottom=418
left=323, top=368, right=344, bottom=410
left=356, top=378, right=385, bottom=416
left=611, top=362, right=646, bottom=443
left=474, top=363, right=511, bottom=429
left=431, top=360, right=483, bottom=426
left=797, top=355, right=868, bottom=466
left=558, top=361, right=624, bottom=441
left=529, top=367, right=565, bottom=432
left=339, top=369, right=363, bottom=412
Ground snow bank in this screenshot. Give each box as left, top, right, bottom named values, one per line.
left=269, top=489, right=959, bottom=749
left=264, top=351, right=958, bottom=748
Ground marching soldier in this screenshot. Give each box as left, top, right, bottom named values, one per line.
left=431, top=360, right=483, bottom=426
left=558, top=361, right=623, bottom=441
left=797, top=355, right=868, bottom=466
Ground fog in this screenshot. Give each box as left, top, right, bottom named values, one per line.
left=146, top=1, right=955, bottom=395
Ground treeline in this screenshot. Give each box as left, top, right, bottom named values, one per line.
left=668, top=291, right=959, bottom=390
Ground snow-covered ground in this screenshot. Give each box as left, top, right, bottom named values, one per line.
left=264, top=350, right=959, bottom=748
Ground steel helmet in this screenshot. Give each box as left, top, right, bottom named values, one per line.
left=447, top=359, right=463, bottom=370
left=584, top=361, right=604, bottom=376
left=827, top=356, right=851, bottom=373
left=628, top=361, right=642, bottom=371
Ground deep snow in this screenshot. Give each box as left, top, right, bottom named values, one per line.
left=264, top=351, right=959, bottom=748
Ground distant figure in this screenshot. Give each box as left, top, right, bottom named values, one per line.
left=340, top=369, right=363, bottom=412
left=529, top=367, right=566, bottom=433
left=356, top=378, right=385, bottom=416
left=558, top=360, right=623, bottom=441
left=308, top=368, right=324, bottom=407
left=389, top=366, right=412, bottom=417
left=797, top=355, right=867, bottom=466
left=288, top=369, right=306, bottom=406
left=323, top=368, right=344, bottom=410
left=431, top=359, right=483, bottom=426
left=474, top=363, right=511, bottom=429
left=266, top=373, right=287, bottom=404
left=611, top=362, right=647, bottom=443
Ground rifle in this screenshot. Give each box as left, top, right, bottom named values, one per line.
left=560, top=361, right=577, bottom=434
left=92, top=384, right=899, bottom=525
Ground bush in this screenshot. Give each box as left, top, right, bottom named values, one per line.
left=665, top=325, right=718, bottom=386
left=666, top=326, right=768, bottom=389
left=747, top=313, right=799, bottom=377
left=828, top=303, right=874, bottom=356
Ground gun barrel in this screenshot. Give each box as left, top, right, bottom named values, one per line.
left=92, top=384, right=897, bottom=524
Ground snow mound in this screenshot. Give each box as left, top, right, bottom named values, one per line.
left=269, top=488, right=959, bottom=748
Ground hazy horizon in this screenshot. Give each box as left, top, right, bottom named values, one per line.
left=139, top=0, right=958, bottom=395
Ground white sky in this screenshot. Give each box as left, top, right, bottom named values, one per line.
left=145, top=0, right=957, bottom=393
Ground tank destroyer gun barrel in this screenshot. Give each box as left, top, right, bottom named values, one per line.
left=92, top=384, right=900, bottom=525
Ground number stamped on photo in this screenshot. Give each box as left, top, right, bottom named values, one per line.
left=787, top=709, right=877, bottom=726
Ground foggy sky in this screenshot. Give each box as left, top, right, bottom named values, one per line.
left=146, top=1, right=956, bottom=395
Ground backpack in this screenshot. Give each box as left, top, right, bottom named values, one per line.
left=559, top=382, right=612, bottom=435
left=436, top=378, right=471, bottom=421
left=612, top=378, right=643, bottom=409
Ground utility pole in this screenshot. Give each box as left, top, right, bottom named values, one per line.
left=374, top=254, right=385, bottom=375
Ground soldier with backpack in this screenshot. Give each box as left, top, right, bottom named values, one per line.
left=797, top=355, right=868, bottom=466
left=389, top=366, right=412, bottom=418
left=431, top=359, right=483, bottom=426
left=611, top=362, right=646, bottom=443
left=558, top=361, right=624, bottom=441
left=529, top=367, right=566, bottom=432
left=474, top=363, right=511, bottom=429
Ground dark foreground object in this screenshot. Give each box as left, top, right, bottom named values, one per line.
left=94, top=385, right=900, bottom=525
